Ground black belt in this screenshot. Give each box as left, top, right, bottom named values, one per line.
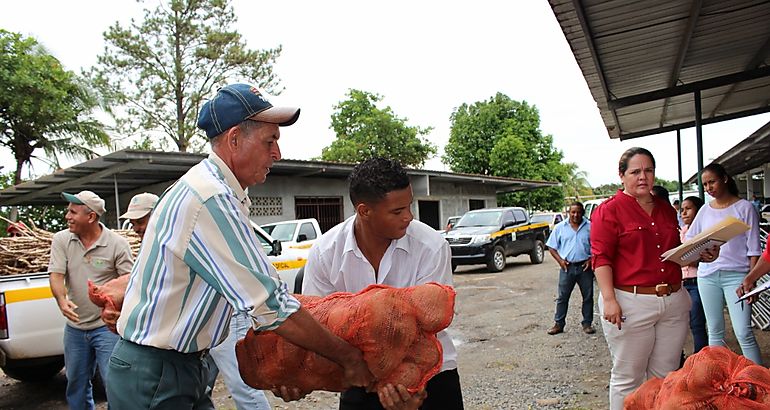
left=566, top=259, right=589, bottom=265
left=181, top=349, right=210, bottom=360
left=122, top=339, right=209, bottom=361
left=683, top=277, right=698, bottom=286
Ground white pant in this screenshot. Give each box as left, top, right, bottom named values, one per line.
left=599, top=288, right=690, bottom=410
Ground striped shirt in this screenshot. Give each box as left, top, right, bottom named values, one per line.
left=118, top=153, right=300, bottom=353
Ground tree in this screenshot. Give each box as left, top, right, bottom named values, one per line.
left=593, top=183, right=622, bottom=197
left=321, top=89, right=436, bottom=167
left=593, top=178, right=690, bottom=198
left=89, top=0, right=283, bottom=152
left=443, top=93, right=568, bottom=211
left=0, top=30, right=109, bottom=185
left=562, top=163, right=594, bottom=201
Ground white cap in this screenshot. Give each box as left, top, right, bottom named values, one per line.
left=119, top=192, right=159, bottom=220
left=62, top=191, right=106, bottom=216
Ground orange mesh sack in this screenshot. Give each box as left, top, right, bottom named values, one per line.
left=87, top=275, right=130, bottom=333
left=235, top=282, right=455, bottom=394
left=624, top=346, right=770, bottom=409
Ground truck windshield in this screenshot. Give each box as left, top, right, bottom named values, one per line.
left=266, top=223, right=298, bottom=242
left=456, top=211, right=502, bottom=227
left=529, top=214, right=552, bottom=224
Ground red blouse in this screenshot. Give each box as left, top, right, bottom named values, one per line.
left=590, top=190, right=681, bottom=286
left=763, top=237, right=769, bottom=263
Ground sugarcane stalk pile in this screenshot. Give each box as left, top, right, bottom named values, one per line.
left=0, top=220, right=140, bottom=276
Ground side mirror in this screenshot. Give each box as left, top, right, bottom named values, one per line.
left=503, top=220, right=515, bottom=228
left=270, top=239, right=282, bottom=256
left=297, top=234, right=308, bottom=243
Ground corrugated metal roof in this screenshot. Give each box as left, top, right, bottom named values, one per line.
left=549, top=0, right=770, bottom=140
left=0, top=150, right=558, bottom=206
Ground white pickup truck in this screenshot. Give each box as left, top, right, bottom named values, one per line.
left=260, top=218, right=322, bottom=253
left=0, top=223, right=306, bottom=382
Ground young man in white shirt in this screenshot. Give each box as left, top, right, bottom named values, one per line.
left=302, top=157, right=464, bottom=410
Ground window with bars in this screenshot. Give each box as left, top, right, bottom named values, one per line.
left=295, top=197, right=343, bottom=232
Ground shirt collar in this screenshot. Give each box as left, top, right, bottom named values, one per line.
left=68, top=222, right=110, bottom=247
left=342, top=217, right=360, bottom=256
left=615, top=189, right=666, bottom=216
left=207, top=152, right=249, bottom=207
left=342, top=217, right=411, bottom=256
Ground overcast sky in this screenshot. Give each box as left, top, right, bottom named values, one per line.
left=2, top=0, right=766, bottom=186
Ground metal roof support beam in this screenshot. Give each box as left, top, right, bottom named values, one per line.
left=660, top=0, right=703, bottom=127
left=2, top=159, right=149, bottom=206
left=677, top=129, right=684, bottom=204
left=709, top=36, right=770, bottom=118
left=572, top=0, right=621, bottom=132
left=609, top=66, right=770, bottom=110
left=695, top=90, right=705, bottom=200
left=619, top=105, right=770, bottom=140
left=113, top=175, right=120, bottom=228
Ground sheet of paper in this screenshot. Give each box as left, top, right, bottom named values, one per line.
left=737, top=280, right=770, bottom=302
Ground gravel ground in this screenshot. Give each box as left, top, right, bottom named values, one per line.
left=4, top=255, right=770, bottom=409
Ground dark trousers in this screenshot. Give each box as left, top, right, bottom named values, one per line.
left=340, top=368, right=463, bottom=410
left=553, top=263, right=594, bottom=327
left=683, top=278, right=708, bottom=353
left=106, top=338, right=214, bottom=410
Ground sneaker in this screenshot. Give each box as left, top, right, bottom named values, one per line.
left=582, top=324, right=596, bottom=334
left=547, top=324, right=563, bottom=335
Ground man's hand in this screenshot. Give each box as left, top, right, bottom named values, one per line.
left=558, top=260, right=568, bottom=270
left=101, top=305, right=120, bottom=333
left=340, top=348, right=375, bottom=389
left=270, top=386, right=308, bottom=402
left=377, top=384, right=427, bottom=410
left=581, top=260, right=591, bottom=271
left=58, top=299, right=79, bottom=323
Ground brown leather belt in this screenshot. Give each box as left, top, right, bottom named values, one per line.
left=615, top=283, right=681, bottom=297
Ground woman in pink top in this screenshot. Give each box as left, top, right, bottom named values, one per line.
left=680, top=196, right=707, bottom=353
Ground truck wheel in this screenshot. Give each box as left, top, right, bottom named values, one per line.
left=486, top=246, right=506, bottom=272
left=2, top=357, right=64, bottom=382
left=530, top=240, right=545, bottom=264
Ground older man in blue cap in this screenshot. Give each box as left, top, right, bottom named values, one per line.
left=107, top=84, right=373, bottom=409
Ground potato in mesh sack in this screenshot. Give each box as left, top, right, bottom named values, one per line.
left=235, top=282, right=455, bottom=394
left=625, top=346, right=770, bottom=409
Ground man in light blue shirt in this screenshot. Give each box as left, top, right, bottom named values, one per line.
left=545, top=202, right=594, bottom=335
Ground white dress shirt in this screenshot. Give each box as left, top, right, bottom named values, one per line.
left=303, top=216, right=457, bottom=371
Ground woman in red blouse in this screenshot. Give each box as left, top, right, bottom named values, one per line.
left=590, top=147, right=717, bottom=410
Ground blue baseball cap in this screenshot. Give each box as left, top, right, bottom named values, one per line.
left=197, top=84, right=300, bottom=138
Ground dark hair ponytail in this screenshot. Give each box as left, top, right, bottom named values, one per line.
left=702, top=163, right=739, bottom=197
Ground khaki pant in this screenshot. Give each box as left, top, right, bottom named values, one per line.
left=599, top=288, right=690, bottom=410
